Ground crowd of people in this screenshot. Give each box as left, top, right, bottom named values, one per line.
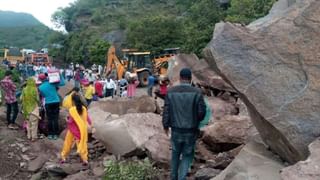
left=0, top=62, right=145, bottom=165
left=1, top=60, right=210, bottom=178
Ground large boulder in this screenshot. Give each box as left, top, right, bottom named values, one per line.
left=281, top=138, right=320, bottom=180
left=92, top=113, right=163, bottom=156
left=203, top=115, right=252, bottom=152
left=167, top=54, right=236, bottom=97
left=90, top=95, right=156, bottom=115
left=144, top=134, right=171, bottom=166
left=212, top=141, right=285, bottom=180
left=205, top=0, right=320, bottom=163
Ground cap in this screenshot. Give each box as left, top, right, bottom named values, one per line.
left=180, top=68, right=192, bottom=79
left=38, top=73, right=47, bottom=81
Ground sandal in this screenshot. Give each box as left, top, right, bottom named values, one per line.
left=59, top=159, right=66, bottom=165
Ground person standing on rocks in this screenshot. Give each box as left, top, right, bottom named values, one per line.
left=162, top=68, right=206, bottom=180
left=104, top=77, right=116, bottom=98
left=60, top=93, right=91, bottom=166
left=0, top=70, right=19, bottom=130
left=38, top=74, right=61, bottom=140
left=147, top=73, right=155, bottom=97
left=21, top=78, right=40, bottom=141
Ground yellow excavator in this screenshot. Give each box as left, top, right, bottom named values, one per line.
left=105, top=45, right=180, bottom=87
left=105, top=45, right=152, bottom=86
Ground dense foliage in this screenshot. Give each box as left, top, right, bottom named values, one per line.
left=51, top=0, right=277, bottom=62
left=103, top=159, right=158, bottom=180
left=0, top=11, right=55, bottom=49
left=226, top=0, right=277, bottom=24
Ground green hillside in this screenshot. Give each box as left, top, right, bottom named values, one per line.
left=0, top=11, right=41, bottom=27
left=50, top=0, right=276, bottom=64
left=0, top=10, right=55, bottom=49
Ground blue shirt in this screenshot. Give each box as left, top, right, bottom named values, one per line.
left=39, top=81, right=60, bottom=104
left=148, top=75, right=155, bottom=87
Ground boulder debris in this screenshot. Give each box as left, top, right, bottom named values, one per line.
left=205, top=0, right=320, bottom=164
left=93, top=113, right=164, bottom=157
left=281, top=138, right=320, bottom=180
left=212, top=141, right=284, bottom=180
left=203, top=115, right=252, bottom=152
left=90, top=95, right=157, bottom=115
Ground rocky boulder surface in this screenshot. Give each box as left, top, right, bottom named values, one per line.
left=205, top=0, right=320, bottom=164
left=90, top=95, right=157, bottom=115
left=203, top=115, right=253, bottom=152
left=212, top=141, right=284, bottom=180
left=93, top=113, right=164, bottom=157
left=167, top=54, right=235, bottom=95
left=281, top=138, right=320, bottom=180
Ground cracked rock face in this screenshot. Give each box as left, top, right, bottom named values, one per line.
left=205, top=0, right=320, bottom=164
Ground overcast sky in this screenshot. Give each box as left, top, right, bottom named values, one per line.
left=0, top=0, right=76, bottom=29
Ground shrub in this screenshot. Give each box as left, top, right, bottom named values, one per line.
left=103, top=158, right=158, bottom=180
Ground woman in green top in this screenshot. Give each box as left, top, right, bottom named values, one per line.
left=21, top=78, right=40, bottom=141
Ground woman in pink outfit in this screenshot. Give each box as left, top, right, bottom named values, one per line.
left=127, top=79, right=139, bottom=98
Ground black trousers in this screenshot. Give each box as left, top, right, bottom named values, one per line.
left=45, top=102, right=60, bottom=136
left=6, top=102, right=18, bottom=125
left=105, top=88, right=114, bottom=98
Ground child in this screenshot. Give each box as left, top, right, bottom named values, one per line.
left=21, top=78, right=40, bottom=141
left=83, top=81, right=95, bottom=105
left=61, top=93, right=92, bottom=165
left=121, top=87, right=128, bottom=97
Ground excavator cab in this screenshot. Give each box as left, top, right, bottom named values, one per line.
left=127, top=52, right=152, bottom=86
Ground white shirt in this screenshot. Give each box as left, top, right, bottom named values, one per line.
left=66, top=69, right=73, bottom=76
left=103, top=79, right=116, bottom=90
left=121, top=90, right=127, bottom=97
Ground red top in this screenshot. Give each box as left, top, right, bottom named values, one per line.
left=94, top=81, right=103, bottom=97
left=160, top=84, right=168, bottom=95
left=67, top=115, right=92, bottom=140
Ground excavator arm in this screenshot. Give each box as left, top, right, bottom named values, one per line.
left=105, top=45, right=126, bottom=79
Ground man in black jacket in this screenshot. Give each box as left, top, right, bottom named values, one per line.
left=162, top=68, right=206, bottom=180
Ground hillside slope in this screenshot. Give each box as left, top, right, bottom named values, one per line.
left=0, top=10, right=55, bottom=49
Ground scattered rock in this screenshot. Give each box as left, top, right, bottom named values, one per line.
left=28, top=154, right=49, bottom=172
left=144, top=134, right=171, bottom=166
left=21, top=147, right=29, bottom=153
left=205, top=0, right=320, bottom=163
left=64, top=170, right=94, bottom=180
left=30, top=171, right=43, bottom=180
left=21, top=154, right=31, bottom=161
left=212, top=141, right=284, bottom=180
left=195, top=168, right=221, bottom=180
left=203, top=115, right=252, bottom=152
left=60, top=163, right=85, bottom=175
left=44, top=162, right=68, bottom=178
left=20, top=162, right=27, bottom=168
left=281, top=138, right=320, bottom=180
left=92, top=166, right=105, bottom=177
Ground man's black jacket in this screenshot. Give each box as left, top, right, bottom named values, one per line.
left=162, top=84, right=206, bottom=133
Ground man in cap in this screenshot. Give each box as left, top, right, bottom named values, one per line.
left=162, top=68, right=206, bottom=180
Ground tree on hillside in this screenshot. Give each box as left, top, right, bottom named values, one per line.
left=226, top=0, right=276, bottom=24
left=127, top=15, right=184, bottom=53
left=89, top=39, right=110, bottom=65
left=182, top=0, right=225, bottom=55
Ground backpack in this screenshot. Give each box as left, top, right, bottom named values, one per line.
left=199, top=98, right=212, bottom=129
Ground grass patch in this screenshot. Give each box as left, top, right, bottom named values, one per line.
left=103, top=158, right=158, bottom=180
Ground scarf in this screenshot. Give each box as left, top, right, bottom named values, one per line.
left=69, top=106, right=88, bottom=155
left=22, top=78, right=39, bottom=118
